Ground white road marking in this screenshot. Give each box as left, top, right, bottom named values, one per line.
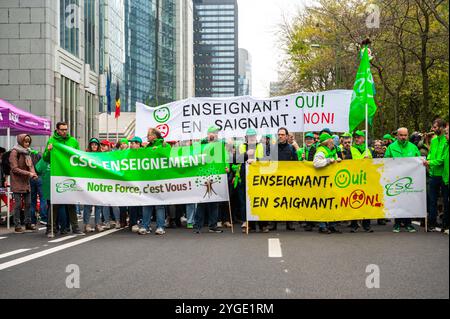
left=0, top=229, right=120, bottom=271
left=268, top=238, right=282, bottom=258
left=0, top=249, right=32, bottom=259
left=0, top=237, right=6, bottom=240
left=48, top=235, right=77, bottom=243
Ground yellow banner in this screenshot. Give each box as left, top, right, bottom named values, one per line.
left=246, top=160, right=386, bottom=221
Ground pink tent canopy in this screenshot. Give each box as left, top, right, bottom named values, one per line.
left=0, top=99, right=52, bottom=136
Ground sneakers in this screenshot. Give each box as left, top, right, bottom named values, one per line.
left=25, top=224, right=37, bottom=231
left=15, top=226, right=24, bottom=234
left=328, top=227, right=342, bottom=234
left=155, top=227, right=165, bottom=235
left=73, top=229, right=85, bottom=235
left=363, top=227, right=374, bottom=233
left=84, top=224, right=94, bottom=233
left=187, top=223, right=193, bottom=229
left=131, top=225, right=140, bottom=233
left=405, top=225, right=416, bottom=233
left=115, top=222, right=121, bottom=229
left=304, top=224, right=313, bottom=232
left=217, top=221, right=223, bottom=228
left=444, top=229, right=449, bottom=235
left=104, top=222, right=111, bottom=230
left=241, top=222, right=247, bottom=228
left=95, top=224, right=104, bottom=232
left=223, top=221, right=232, bottom=228
left=39, top=220, right=48, bottom=225
left=47, top=232, right=55, bottom=238
left=261, top=226, right=270, bottom=233
left=393, top=225, right=401, bottom=233
left=193, top=229, right=201, bottom=234
left=319, top=227, right=331, bottom=234
left=138, top=227, right=151, bottom=235
left=209, top=227, right=223, bottom=233
left=350, top=226, right=359, bottom=233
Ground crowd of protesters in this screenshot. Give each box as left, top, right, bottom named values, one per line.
left=1, top=118, right=448, bottom=238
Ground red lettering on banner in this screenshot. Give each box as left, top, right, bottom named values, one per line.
left=304, top=112, right=335, bottom=125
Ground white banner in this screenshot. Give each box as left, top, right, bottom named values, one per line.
left=135, top=90, right=352, bottom=141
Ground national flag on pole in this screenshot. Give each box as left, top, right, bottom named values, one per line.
left=106, top=62, right=112, bottom=115
left=115, top=80, right=120, bottom=119
left=348, top=46, right=377, bottom=132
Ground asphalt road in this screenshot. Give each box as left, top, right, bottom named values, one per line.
left=0, top=222, right=448, bottom=299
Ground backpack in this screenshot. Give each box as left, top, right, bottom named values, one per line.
left=1, top=150, right=19, bottom=176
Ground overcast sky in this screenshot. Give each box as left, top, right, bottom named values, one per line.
left=238, top=0, right=309, bottom=97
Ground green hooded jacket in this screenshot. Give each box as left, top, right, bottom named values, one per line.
left=443, top=140, right=449, bottom=185
left=427, top=134, right=446, bottom=177
left=384, top=140, right=420, bottom=158
left=43, top=130, right=79, bottom=163
left=35, top=158, right=51, bottom=200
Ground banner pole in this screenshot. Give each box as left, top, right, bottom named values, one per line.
left=425, top=217, right=428, bottom=233
left=228, top=200, right=234, bottom=234
left=7, top=127, right=10, bottom=229
left=50, top=203, right=54, bottom=237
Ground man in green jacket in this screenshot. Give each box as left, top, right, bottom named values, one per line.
left=297, top=132, right=315, bottom=161
left=424, top=118, right=447, bottom=230
left=442, top=124, right=449, bottom=234
left=43, top=122, right=83, bottom=236
left=385, top=127, right=421, bottom=233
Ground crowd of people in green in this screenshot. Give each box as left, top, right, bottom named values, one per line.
left=1, top=117, right=448, bottom=238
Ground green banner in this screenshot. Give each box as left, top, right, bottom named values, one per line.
left=50, top=142, right=229, bottom=206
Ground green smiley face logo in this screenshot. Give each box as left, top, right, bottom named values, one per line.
left=153, top=107, right=171, bottom=123
left=334, top=169, right=351, bottom=188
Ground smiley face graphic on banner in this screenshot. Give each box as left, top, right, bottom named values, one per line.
left=153, top=107, right=171, bottom=123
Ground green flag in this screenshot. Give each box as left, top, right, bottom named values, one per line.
left=348, top=46, right=377, bottom=132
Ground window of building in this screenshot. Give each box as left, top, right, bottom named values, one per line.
left=85, top=92, right=95, bottom=143
left=84, top=0, right=96, bottom=70
left=60, top=0, right=80, bottom=57
left=60, top=76, right=79, bottom=138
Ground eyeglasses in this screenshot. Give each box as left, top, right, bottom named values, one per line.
left=58, top=128, right=68, bottom=131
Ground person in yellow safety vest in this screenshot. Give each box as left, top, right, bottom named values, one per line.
left=236, top=128, right=268, bottom=232
left=313, top=132, right=342, bottom=234
left=349, top=130, right=373, bottom=232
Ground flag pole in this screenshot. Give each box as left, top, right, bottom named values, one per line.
left=106, top=111, right=109, bottom=141
left=116, top=117, right=119, bottom=143
left=365, top=103, right=368, bottom=154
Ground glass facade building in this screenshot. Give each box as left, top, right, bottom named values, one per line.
left=193, top=0, right=238, bottom=97
left=124, top=0, right=176, bottom=110
left=99, top=0, right=126, bottom=112
left=60, top=0, right=80, bottom=57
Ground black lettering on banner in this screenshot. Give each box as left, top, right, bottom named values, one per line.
left=253, top=175, right=330, bottom=188
left=253, top=197, right=269, bottom=208
left=273, top=196, right=335, bottom=210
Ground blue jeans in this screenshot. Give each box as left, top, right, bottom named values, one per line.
left=102, top=206, right=120, bottom=223
left=195, top=202, right=219, bottom=230
left=319, top=222, right=336, bottom=229
left=128, top=206, right=142, bottom=227
left=30, top=177, right=46, bottom=223
left=236, top=182, right=246, bottom=222
left=186, top=204, right=196, bottom=225
left=83, top=205, right=102, bottom=225
left=428, top=176, right=444, bottom=226
left=443, top=184, right=449, bottom=228
left=142, top=205, right=166, bottom=230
